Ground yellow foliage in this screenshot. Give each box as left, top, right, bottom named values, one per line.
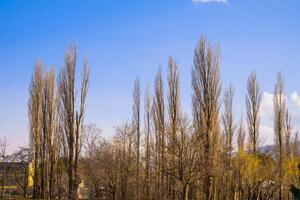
left=28, top=162, right=34, bottom=187
left=244, top=154, right=260, bottom=184
left=237, top=149, right=246, bottom=160
left=284, top=157, right=299, bottom=178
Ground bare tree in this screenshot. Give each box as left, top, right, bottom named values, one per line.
left=114, top=123, right=134, bottom=200
left=236, top=116, right=246, bottom=200
left=58, top=44, right=90, bottom=200
left=82, top=124, right=102, bottom=198
left=222, top=84, right=236, bottom=200
left=245, top=71, right=262, bottom=199
left=237, top=116, right=246, bottom=152
left=167, top=57, right=182, bottom=199
left=28, top=61, right=64, bottom=199
left=144, top=86, right=152, bottom=200
left=192, top=37, right=221, bottom=200
left=222, top=84, right=236, bottom=162
left=12, top=146, right=32, bottom=198
left=273, top=72, right=286, bottom=200
left=246, top=71, right=262, bottom=155
left=152, top=68, right=166, bottom=199
left=132, top=77, right=141, bottom=199
left=28, top=61, right=43, bottom=198
left=175, top=117, right=199, bottom=200
left=98, top=140, right=119, bottom=200
left=24, top=36, right=300, bottom=200
left=0, top=137, right=10, bottom=198
left=44, top=67, right=60, bottom=199
left=285, top=109, right=292, bottom=158
left=83, top=124, right=130, bottom=200
left=39, top=66, right=58, bottom=198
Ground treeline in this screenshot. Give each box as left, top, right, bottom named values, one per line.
left=28, top=45, right=89, bottom=199
left=27, top=37, right=300, bottom=200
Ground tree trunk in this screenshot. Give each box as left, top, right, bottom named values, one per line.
left=183, top=184, right=189, bottom=200
left=68, top=141, right=74, bottom=200
left=49, top=159, right=54, bottom=199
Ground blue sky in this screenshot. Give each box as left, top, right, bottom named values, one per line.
left=0, top=0, right=300, bottom=152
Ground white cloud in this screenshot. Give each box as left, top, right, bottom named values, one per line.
left=260, top=92, right=289, bottom=117
left=291, top=91, right=300, bottom=108
left=261, top=125, right=273, bottom=135
left=192, top=0, right=228, bottom=3
left=260, top=125, right=274, bottom=145
left=260, top=92, right=274, bottom=117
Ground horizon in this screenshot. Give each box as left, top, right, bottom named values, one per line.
left=1, top=0, right=300, bottom=153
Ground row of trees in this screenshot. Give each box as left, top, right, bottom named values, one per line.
left=28, top=45, right=89, bottom=199
left=26, top=37, right=300, bottom=199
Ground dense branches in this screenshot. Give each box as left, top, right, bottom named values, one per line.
left=192, top=37, right=222, bottom=200
left=274, top=72, right=286, bottom=200
left=26, top=38, right=300, bottom=200
left=28, top=45, right=89, bottom=200
left=246, top=72, right=262, bottom=155
left=132, top=78, right=141, bottom=199
left=152, top=69, right=165, bottom=199
left=28, top=61, right=43, bottom=198
left=58, top=45, right=90, bottom=200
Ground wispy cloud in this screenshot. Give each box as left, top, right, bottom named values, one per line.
left=291, top=91, right=300, bottom=108
left=192, top=0, right=228, bottom=4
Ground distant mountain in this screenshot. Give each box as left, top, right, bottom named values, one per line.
left=260, top=144, right=275, bottom=154
left=259, top=142, right=300, bottom=155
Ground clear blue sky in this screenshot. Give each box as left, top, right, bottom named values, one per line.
left=0, top=0, right=300, bottom=152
